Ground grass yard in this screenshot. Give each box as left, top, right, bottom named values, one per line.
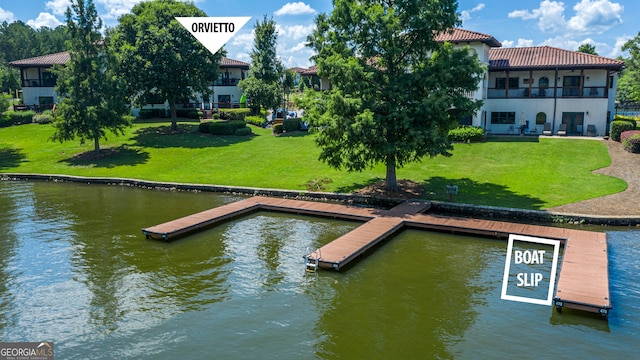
left=0, top=121, right=627, bottom=210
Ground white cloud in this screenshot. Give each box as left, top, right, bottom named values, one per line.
left=610, top=35, right=632, bottom=57
left=509, top=0, right=623, bottom=36
left=460, top=3, right=485, bottom=22
left=278, top=24, right=315, bottom=41
left=27, top=12, right=63, bottom=29
left=274, top=2, right=316, bottom=16
left=289, top=41, right=309, bottom=52
left=567, top=0, right=623, bottom=34
left=501, top=38, right=535, bottom=48
left=96, top=0, right=142, bottom=20
left=0, top=7, right=15, bottom=23
left=509, top=0, right=566, bottom=34
left=46, top=0, right=72, bottom=16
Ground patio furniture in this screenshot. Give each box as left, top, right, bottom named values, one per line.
left=587, top=125, right=597, bottom=137
left=542, top=123, right=552, bottom=136
left=558, top=123, right=567, bottom=136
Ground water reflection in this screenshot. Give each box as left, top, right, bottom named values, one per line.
left=312, top=230, right=503, bottom=359
left=0, top=181, right=639, bottom=359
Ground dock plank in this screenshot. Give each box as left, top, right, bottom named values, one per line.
left=142, top=196, right=610, bottom=316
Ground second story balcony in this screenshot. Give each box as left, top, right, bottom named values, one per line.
left=487, top=86, right=609, bottom=99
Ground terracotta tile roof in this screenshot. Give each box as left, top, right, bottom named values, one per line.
left=9, top=51, right=70, bottom=67
left=436, top=28, right=501, bottom=47
left=10, top=52, right=249, bottom=69
left=219, top=57, right=249, bottom=68
left=290, top=67, right=308, bottom=74
left=301, top=65, right=318, bottom=75
left=489, top=46, right=624, bottom=70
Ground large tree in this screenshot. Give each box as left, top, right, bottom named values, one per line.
left=618, top=33, right=640, bottom=103
left=305, top=0, right=485, bottom=192
left=239, top=16, right=283, bottom=115
left=51, top=0, right=130, bottom=153
left=110, top=0, right=223, bottom=130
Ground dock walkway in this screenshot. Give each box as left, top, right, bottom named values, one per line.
left=142, top=196, right=610, bottom=316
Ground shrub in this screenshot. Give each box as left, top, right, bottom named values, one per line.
left=448, top=126, right=484, bottom=143
left=273, top=123, right=284, bottom=135
left=610, top=121, right=636, bottom=142
left=226, top=108, right=251, bottom=120
left=209, top=121, right=235, bottom=135
left=4, top=110, right=36, bottom=125
left=283, top=118, right=301, bottom=132
left=33, top=110, right=54, bottom=124
left=622, top=134, right=640, bottom=153
left=620, top=130, right=640, bottom=143
left=209, top=120, right=247, bottom=135
left=233, top=127, right=252, bottom=136
left=0, top=116, right=12, bottom=128
left=138, top=109, right=155, bottom=119
left=198, top=121, right=211, bottom=133
left=245, top=115, right=266, bottom=127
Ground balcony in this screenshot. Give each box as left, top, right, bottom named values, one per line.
left=213, top=78, right=241, bottom=86
left=21, top=78, right=57, bottom=87
left=487, top=86, right=608, bottom=99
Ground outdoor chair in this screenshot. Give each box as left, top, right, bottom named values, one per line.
left=576, top=124, right=583, bottom=136
left=587, top=124, right=597, bottom=137
left=558, top=123, right=567, bottom=136
left=542, top=123, right=552, bottom=136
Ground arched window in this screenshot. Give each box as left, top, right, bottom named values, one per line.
left=536, top=112, right=547, bottom=125
left=539, top=77, right=549, bottom=89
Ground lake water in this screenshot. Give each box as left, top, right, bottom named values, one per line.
left=0, top=180, right=638, bottom=359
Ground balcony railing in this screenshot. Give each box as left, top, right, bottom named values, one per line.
left=487, top=86, right=607, bottom=99
left=213, top=78, right=241, bottom=86
left=21, top=79, right=57, bottom=87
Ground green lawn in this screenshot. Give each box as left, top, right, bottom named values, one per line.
left=0, top=121, right=627, bottom=209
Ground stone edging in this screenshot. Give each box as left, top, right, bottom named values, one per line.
left=2, top=173, right=639, bottom=226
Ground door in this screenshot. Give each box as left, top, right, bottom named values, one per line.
left=562, top=76, right=581, bottom=97
left=561, top=112, right=584, bottom=135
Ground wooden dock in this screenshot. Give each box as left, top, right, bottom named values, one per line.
left=142, top=196, right=610, bottom=316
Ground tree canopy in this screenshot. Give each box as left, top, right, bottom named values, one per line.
left=239, top=16, right=284, bottom=115
left=304, top=0, right=485, bottom=192
left=577, top=43, right=598, bottom=55
left=617, top=33, right=640, bottom=104
left=110, top=0, right=224, bottom=130
left=51, top=0, right=130, bottom=152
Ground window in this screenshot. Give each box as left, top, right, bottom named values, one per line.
left=609, top=76, right=614, bottom=89
left=42, top=72, right=56, bottom=87
left=535, top=112, right=546, bottom=125
left=495, top=77, right=519, bottom=89
left=539, top=77, right=549, bottom=89
left=491, top=112, right=516, bottom=124
left=39, top=96, right=54, bottom=105
left=562, top=76, right=581, bottom=96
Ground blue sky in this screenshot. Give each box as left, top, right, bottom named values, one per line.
left=1, top=0, right=638, bottom=67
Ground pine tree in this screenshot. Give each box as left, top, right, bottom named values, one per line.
left=51, top=0, right=130, bottom=153
left=239, top=16, right=284, bottom=115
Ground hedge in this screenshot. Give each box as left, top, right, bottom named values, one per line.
left=283, top=118, right=301, bottom=132
left=622, top=133, right=640, bottom=153
left=209, top=120, right=247, bottom=135
left=3, top=110, right=36, bottom=125
left=175, top=108, right=202, bottom=119
left=32, top=110, right=54, bottom=124
left=218, top=108, right=250, bottom=121
left=448, top=126, right=485, bottom=143
left=245, top=115, right=266, bottom=127
left=620, top=130, right=640, bottom=143
left=198, top=121, right=211, bottom=133
left=610, top=121, right=636, bottom=142
left=233, top=127, right=252, bottom=136
left=273, top=124, right=284, bottom=135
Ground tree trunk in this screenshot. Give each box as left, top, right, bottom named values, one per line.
left=170, top=103, right=178, bottom=131
left=384, top=156, right=398, bottom=192
left=94, top=136, right=100, bottom=153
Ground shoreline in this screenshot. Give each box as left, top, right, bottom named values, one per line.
left=3, top=172, right=639, bottom=227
